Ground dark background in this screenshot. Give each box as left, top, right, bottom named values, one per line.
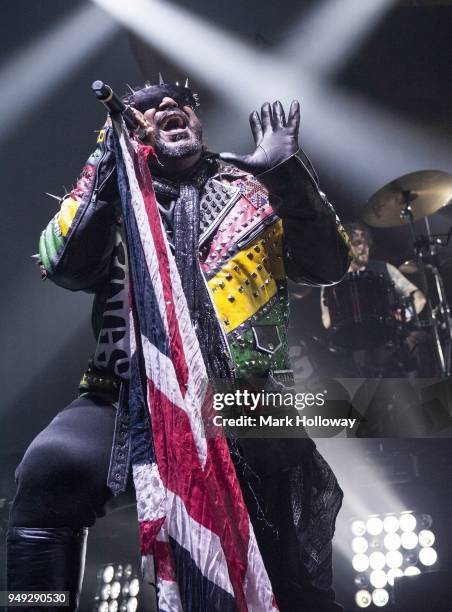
left=1, top=1, right=452, bottom=610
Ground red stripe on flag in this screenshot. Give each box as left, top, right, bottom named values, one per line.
left=154, top=539, right=177, bottom=582
left=148, top=380, right=250, bottom=611
left=139, top=517, right=166, bottom=556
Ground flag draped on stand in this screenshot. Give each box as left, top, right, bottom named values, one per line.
left=113, top=118, right=279, bottom=611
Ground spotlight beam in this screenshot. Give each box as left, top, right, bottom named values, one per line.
left=0, top=4, right=119, bottom=143
left=92, top=0, right=452, bottom=199
left=281, top=0, right=396, bottom=77
left=92, top=0, right=271, bottom=101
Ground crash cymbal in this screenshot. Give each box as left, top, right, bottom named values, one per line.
left=399, top=260, right=419, bottom=274
left=399, top=257, right=452, bottom=274
left=399, top=260, right=433, bottom=275
left=362, top=170, right=452, bottom=227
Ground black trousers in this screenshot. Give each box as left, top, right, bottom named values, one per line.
left=10, top=395, right=134, bottom=528
left=9, top=394, right=342, bottom=611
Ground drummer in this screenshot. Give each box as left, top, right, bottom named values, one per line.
left=320, top=222, right=433, bottom=375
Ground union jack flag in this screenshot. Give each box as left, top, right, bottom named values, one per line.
left=113, top=119, right=278, bottom=611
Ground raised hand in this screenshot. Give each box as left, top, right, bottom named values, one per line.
left=220, top=100, right=300, bottom=174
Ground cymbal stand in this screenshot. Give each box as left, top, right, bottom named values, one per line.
left=400, top=200, right=448, bottom=377
left=420, top=218, right=452, bottom=376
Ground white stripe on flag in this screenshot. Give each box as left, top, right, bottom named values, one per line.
left=154, top=577, right=183, bottom=612
left=142, top=334, right=208, bottom=466
left=164, top=490, right=235, bottom=597
left=133, top=463, right=166, bottom=522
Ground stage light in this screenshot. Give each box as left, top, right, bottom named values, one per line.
left=101, top=585, right=111, bottom=601
left=383, top=516, right=399, bottom=533
left=383, top=533, right=401, bottom=551
left=401, top=531, right=418, bottom=550
left=399, top=513, right=416, bottom=532
left=353, top=554, right=370, bottom=573
left=352, top=537, right=369, bottom=554
left=352, top=520, right=367, bottom=537
left=386, top=568, right=403, bottom=586
left=419, top=547, right=438, bottom=567
left=128, top=578, right=140, bottom=597
left=102, top=566, right=115, bottom=584
left=110, top=582, right=121, bottom=599
left=355, top=589, right=372, bottom=608
left=372, top=588, right=389, bottom=607
left=367, top=517, right=384, bottom=536
left=350, top=511, right=438, bottom=607
left=404, top=566, right=421, bottom=576
left=370, top=569, right=387, bottom=589
left=369, top=551, right=386, bottom=571
left=386, top=550, right=403, bottom=569
left=418, top=530, right=435, bottom=548
left=94, top=564, right=141, bottom=611
left=125, top=598, right=138, bottom=612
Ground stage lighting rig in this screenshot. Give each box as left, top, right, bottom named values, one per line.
left=350, top=512, right=438, bottom=608
left=93, top=563, right=140, bottom=612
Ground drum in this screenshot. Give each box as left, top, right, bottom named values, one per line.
left=324, top=271, right=397, bottom=349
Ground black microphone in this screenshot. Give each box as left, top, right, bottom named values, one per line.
left=91, top=80, right=140, bottom=132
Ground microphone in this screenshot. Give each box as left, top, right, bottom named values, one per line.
left=91, top=80, right=141, bottom=133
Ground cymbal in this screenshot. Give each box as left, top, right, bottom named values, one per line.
left=362, top=170, right=452, bottom=227
left=399, top=260, right=432, bottom=275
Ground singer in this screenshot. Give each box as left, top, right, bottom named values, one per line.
left=7, top=77, right=350, bottom=611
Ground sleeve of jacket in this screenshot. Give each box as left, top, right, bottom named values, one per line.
left=256, top=152, right=351, bottom=286
left=38, top=125, right=120, bottom=292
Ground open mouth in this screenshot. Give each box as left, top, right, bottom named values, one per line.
left=159, top=113, right=188, bottom=132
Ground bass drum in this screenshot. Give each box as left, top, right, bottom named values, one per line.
left=324, top=271, right=397, bottom=350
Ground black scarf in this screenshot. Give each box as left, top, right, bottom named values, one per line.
left=152, top=158, right=233, bottom=385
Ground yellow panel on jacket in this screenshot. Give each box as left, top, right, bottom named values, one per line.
left=208, top=220, right=285, bottom=332
left=57, top=196, right=80, bottom=237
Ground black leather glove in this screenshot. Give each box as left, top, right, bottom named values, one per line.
left=219, top=100, right=300, bottom=174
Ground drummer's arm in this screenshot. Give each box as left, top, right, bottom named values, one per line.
left=386, top=263, right=426, bottom=314
left=412, top=290, right=427, bottom=314
left=320, top=287, right=332, bottom=328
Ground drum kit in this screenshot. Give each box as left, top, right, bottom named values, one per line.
left=293, top=170, right=452, bottom=378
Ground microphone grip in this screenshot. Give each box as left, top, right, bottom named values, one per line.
left=91, top=80, right=138, bottom=131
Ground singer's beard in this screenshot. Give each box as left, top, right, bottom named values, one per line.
left=153, top=123, right=203, bottom=160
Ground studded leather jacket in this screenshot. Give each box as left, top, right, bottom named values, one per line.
left=38, top=124, right=350, bottom=402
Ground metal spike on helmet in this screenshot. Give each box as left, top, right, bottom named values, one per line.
left=126, top=84, right=135, bottom=94
left=184, top=77, right=189, bottom=88
left=158, top=72, right=165, bottom=85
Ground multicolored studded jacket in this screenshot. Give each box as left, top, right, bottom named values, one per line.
left=38, top=125, right=350, bottom=397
